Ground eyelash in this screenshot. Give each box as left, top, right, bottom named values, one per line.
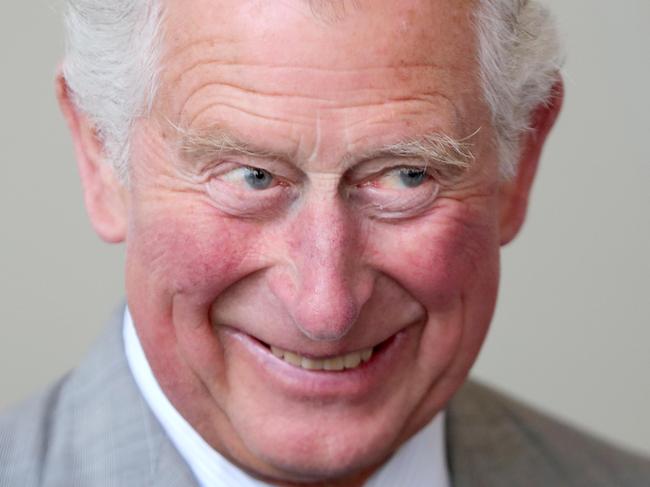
left=354, top=165, right=434, bottom=186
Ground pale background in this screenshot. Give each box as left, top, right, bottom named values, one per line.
left=1, top=1, right=648, bottom=456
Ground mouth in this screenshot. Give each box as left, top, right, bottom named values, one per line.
left=238, top=328, right=400, bottom=375
left=264, top=342, right=380, bottom=372
left=219, top=324, right=417, bottom=398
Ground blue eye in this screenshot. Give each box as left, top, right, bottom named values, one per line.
left=243, top=167, right=274, bottom=190
left=398, top=167, right=427, bottom=188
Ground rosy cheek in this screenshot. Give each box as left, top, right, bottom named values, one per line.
left=371, top=203, right=499, bottom=308
left=126, top=203, right=268, bottom=387
left=127, top=203, right=262, bottom=305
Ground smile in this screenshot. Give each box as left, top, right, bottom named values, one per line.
left=269, top=345, right=374, bottom=371
left=218, top=323, right=419, bottom=398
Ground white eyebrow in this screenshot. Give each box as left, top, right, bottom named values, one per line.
left=176, top=126, right=288, bottom=165
left=174, top=123, right=478, bottom=180
left=351, top=130, right=478, bottom=179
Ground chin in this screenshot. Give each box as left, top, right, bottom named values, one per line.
left=231, top=406, right=412, bottom=484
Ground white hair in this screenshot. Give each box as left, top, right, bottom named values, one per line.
left=62, top=0, right=562, bottom=180
left=475, top=0, right=563, bottom=177
left=62, top=0, right=164, bottom=181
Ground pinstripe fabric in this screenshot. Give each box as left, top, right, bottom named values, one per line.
left=1, top=306, right=649, bottom=486
left=0, top=308, right=196, bottom=487
left=446, top=382, right=650, bottom=486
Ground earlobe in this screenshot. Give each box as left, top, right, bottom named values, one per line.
left=499, top=79, right=564, bottom=245
left=56, top=70, right=127, bottom=243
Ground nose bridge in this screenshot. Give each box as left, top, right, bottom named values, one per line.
left=282, top=193, right=372, bottom=342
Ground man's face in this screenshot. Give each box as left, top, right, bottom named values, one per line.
left=124, top=0, right=503, bottom=483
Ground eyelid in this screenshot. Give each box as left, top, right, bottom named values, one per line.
left=349, top=161, right=432, bottom=186
left=204, top=165, right=298, bottom=219
left=354, top=184, right=441, bottom=221
left=213, top=156, right=302, bottom=180
left=346, top=162, right=441, bottom=220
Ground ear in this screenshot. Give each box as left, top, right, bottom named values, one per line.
left=56, top=70, right=127, bottom=243
left=499, top=79, right=564, bottom=245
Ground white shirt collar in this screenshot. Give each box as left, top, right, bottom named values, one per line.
left=123, top=308, right=450, bottom=487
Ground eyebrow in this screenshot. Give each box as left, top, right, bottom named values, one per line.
left=351, top=131, right=477, bottom=179
left=175, top=124, right=477, bottom=178
left=176, top=125, right=291, bottom=167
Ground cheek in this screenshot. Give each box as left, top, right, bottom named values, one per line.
left=373, top=202, right=500, bottom=309
left=125, top=200, right=269, bottom=391
left=367, top=201, right=500, bottom=418
left=127, top=203, right=261, bottom=304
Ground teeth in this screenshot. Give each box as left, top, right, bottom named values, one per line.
left=344, top=352, right=361, bottom=369
left=324, top=357, right=345, bottom=371
left=269, top=345, right=374, bottom=371
left=301, top=357, right=321, bottom=370
left=283, top=351, right=303, bottom=367
left=361, top=349, right=372, bottom=362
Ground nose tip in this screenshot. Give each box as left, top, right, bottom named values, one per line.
left=291, top=277, right=362, bottom=341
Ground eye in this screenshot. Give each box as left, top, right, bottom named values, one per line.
left=244, top=167, right=274, bottom=190
left=397, top=167, right=427, bottom=188
left=375, top=166, right=430, bottom=190
left=350, top=164, right=439, bottom=220
left=223, top=166, right=275, bottom=190
left=205, top=163, right=297, bottom=219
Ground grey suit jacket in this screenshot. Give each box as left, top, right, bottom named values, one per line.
left=2, top=309, right=649, bottom=486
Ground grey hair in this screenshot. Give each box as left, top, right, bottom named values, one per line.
left=62, top=0, right=562, bottom=180
left=475, top=0, right=563, bottom=177
left=62, top=0, right=164, bottom=181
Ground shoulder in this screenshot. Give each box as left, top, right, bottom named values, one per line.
left=0, top=321, right=126, bottom=486
left=0, top=376, right=69, bottom=486
left=0, top=307, right=159, bottom=486
left=447, top=380, right=650, bottom=487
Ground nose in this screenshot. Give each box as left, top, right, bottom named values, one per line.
left=268, top=193, right=374, bottom=342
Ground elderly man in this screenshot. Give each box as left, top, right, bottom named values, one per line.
left=1, top=0, right=648, bottom=485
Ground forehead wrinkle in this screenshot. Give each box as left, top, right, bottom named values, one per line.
left=179, top=81, right=450, bottom=123
left=176, top=79, right=332, bottom=125
left=159, top=0, right=481, bottom=111
left=181, top=81, right=463, bottom=128
left=183, top=99, right=314, bottom=136
left=162, top=50, right=457, bottom=105
left=338, top=89, right=467, bottom=131
left=168, top=60, right=450, bottom=113
left=170, top=62, right=454, bottom=95
left=160, top=39, right=467, bottom=122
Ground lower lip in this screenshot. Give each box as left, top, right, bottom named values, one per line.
left=219, top=325, right=417, bottom=399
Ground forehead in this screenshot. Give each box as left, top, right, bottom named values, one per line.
left=155, top=0, right=486, bottom=162
left=161, top=0, right=476, bottom=60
